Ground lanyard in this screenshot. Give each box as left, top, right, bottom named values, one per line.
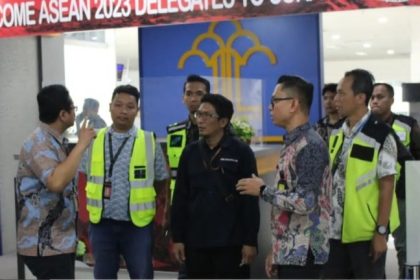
left=107, top=133, right=130, bottom=179
left=199, top=145, right=222, bottom=171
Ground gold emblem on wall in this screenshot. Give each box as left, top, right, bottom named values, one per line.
left=178, top=20, right=277, bottom=113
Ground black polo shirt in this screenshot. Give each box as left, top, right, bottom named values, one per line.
left=171, top=134, right=259, bottom=248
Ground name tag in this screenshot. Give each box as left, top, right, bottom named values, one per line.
left=277, top=183, right=285, bottom=191
left=220, top=157, right=238, bottom=163
left=396, top=131, right=407, bottom=142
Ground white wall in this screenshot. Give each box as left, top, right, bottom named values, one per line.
left=324, top=57, right=411, bottom=114
left=0, top=37, right=39, bottom=254
left=64, top=30, right=117, bottom=136
left=117, top=69, right=140, bottom=89
left=324, top=57, right=410, bottom=83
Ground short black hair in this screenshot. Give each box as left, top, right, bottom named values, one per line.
left=112, top=85, right=140, bottom=104
left=37, top=84, right=72, bottom=124
left=344, top=69, right=375, bottom=106
left=183, top=74, right=211, bottom=94
left=322, top=83, right=338, bottom=96
left=374, top=83, right=394, bottom=98
left=277, top=75, right=314, bottom=114
left=201, top=94, right=234, bottom=122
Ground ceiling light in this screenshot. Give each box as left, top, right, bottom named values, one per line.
left=363, top=43, right=371, bottom=48
left=387, top=49, right=395, bottom=55
left=355, top=51, right=367, bottom=56
left=331, top=34, right=341, bottom=40
left=377, top=17, right=388, bottom=24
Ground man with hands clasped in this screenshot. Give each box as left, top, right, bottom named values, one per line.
left=322, top=69, right=400, bottom=278
left=236, top=75, right=332, bottom=279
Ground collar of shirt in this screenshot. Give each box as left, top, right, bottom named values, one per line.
left=284, top=122, right=311, bottom=145
left=108, top=125, right=137, bottom=138
left=384, top=113, right=397, bottom=126
left=199, top=133, right=233, bottom=151
left=342, top=111, right=371, bottom=138
left=39, top=122, right=67, bottom=146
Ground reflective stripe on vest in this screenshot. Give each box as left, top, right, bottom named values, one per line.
left=85, top=127, right=156, bottom=227
left=329, top=129, right=400, bottom=243
left=166, top=127, right=187, bottom=201
left=166, top=128, right=187, bottom=170
left=392, top=120, right=411, bottom=148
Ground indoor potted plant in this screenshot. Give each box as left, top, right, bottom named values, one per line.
left=231, top=118, right=255, bottom=144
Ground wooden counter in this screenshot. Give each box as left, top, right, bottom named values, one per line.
left=251, top=144, right=281, bottom=175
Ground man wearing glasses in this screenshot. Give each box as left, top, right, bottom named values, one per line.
left=171, top=94, right=260, bottom=278
left=236, top=75, right=332, bottom=279
left=16, top=85, right=96, bottom=279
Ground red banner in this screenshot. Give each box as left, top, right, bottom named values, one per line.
left=1, top=0, right=419, bottom=38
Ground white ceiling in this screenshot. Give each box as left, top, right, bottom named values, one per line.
left=322, top=6, right=417, bottom=61
left=114, top=6, right=420, bottom=68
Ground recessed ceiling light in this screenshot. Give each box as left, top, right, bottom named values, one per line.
left=387, top=49, right=395, bottom=55
left=355, top=51, right=367, bottom=56
left=331, top=34, right=341, bottom=40
left=363, top=43, right=371, bottom=48
left=378, top=16, right=388, bottom=24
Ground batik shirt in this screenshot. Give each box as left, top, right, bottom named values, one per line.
left=314, top=116, right=344, bottom=144
left=330, top=112, right=397, bottom=240
left=16, top=123, right=77, bottom=257
left=261, top=123, right=332, bottom=266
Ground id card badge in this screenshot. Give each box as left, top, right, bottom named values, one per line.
left=277, top=183, right=285, bottom=191
left=104, top=181, right=112, bottom=199
left=396, top=131, right=407, bottom=142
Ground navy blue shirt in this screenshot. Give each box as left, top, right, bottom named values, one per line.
left=171, top=134, right=259, bottom=248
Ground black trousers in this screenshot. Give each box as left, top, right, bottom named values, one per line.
left=185, top=246, right=250, bottom=279
left=22, top=253, right=75, bottom=279
left=322, top=239, right=386, bottom=279
left=277, top=248, right=323, bottom=279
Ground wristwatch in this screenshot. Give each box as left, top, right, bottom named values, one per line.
left=376, top=225, right=388, bottom=235
left=259, top=185, right=266, bottom=196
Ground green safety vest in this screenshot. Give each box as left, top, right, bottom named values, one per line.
left=329, top=120, right=400, bottom=243
left=85, top=128, right=156, bottom=227
left=392, top=119, right=411, bottom=148
left=166, top=125, right=187, bottom=199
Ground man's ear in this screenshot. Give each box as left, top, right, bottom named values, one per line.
left=356, top=93, right=367, bottom=106
left=290, top=98, right=299, bottom=113
left=58, top=109, right=67, bottom=121
left=219, top=118, right=229, bottom=129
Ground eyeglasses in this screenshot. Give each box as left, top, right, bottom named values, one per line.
left=194, top=110, right=219, bottom=120
left=70, top=106, right=78, bottom=112
left=270, top=96, right=293, bottom=107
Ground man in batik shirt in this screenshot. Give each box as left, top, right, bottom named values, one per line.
left=237, top=75, right=332, bottom=279
left=16, top=85, right=95, bottom=279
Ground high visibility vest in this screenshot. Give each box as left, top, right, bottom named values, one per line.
left=329, top=117, right=400, bottom=243
left=85, top=128, right=156, bottom=227
left=392, top=119, right=411, bottom=148
left=166, top=123, right=187, bottom=200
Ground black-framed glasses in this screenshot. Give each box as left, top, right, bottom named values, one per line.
left=194, top=110, right=219, bottom=120
left=70, top=105, right=78, bottom=112
left=270, top=96, right=293, bottom=107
